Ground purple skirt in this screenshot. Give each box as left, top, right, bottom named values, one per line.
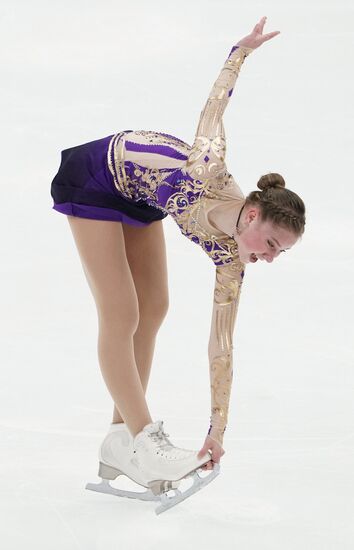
left=50, top=133, right=168, bottom=226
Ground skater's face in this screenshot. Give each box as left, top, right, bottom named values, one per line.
left=234, top=207, right=298, bottom=264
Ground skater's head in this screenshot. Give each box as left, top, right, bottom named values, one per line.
left=234, top=173, right=306, bottom=264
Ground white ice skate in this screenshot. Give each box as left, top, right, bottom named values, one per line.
left=85, top=420, right=220, bottom=515
left=85, top=422, right=168, bottom=504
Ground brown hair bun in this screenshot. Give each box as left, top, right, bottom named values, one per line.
left=245, top=172, right=305, bottom=237
left=257, top=172, right=286, bottom=191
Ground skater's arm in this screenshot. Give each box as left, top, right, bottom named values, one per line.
left=207, top=262, right=244, bottom=447
left=185, top=43, right=254, bottom=183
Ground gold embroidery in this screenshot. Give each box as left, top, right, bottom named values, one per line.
left=215, top=300, right=237, bottom=352
left=134, top=130, right=190, bottom=151
left=107, top=131, right=134, bottom=199
left=133, top=167, right=168, bottom=201
left=210, top=355, right=233, bottom=428
left=208, top=261, right=244, bottom=446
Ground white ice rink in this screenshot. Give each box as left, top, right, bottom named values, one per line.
left=1, top=0, right=353, bottom=548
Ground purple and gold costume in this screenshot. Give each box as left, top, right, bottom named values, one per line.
left=51, top=44, right=254, bottom=446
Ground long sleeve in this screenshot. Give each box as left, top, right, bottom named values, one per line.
left=207, top=261, right=245, bottom=447
left=185, top=44, right=254, bottom=184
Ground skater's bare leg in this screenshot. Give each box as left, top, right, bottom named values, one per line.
left=112, top=221, right=169, bottom=423
left=67, top=216, right=154, bottom=437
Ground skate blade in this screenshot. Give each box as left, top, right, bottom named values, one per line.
left=85, top=479, right=160, bottom=502
left=154, top=463, right=221, bottom=515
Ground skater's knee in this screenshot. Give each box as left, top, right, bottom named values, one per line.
left=138, top=294, right=169, bottom=331
left=97, top=299, right=140, bottom=334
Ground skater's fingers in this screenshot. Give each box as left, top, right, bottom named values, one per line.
left=252, top=15, right=267, bottom=35
left=197, top=447, right=207, bottom=459
left=261, top=31, right=281, bottom=43
left=198, top=434, right=225, bottom=467
left=197, top=443, right=212, bottom=460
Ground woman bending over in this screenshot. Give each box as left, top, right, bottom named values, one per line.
left=51, top=16, right=305, bottom=510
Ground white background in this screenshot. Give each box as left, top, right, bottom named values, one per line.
left=1, top=0, right=353, bottom=548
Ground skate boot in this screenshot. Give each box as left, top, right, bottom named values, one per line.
left=132, top=420, right=220, bottom=514
left=86, top=422, right=176, bottom=504
left=86, top=420, right=220, bottom=515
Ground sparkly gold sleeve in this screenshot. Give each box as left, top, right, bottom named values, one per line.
left=207, top=262, right=245, bottom=447
left=185, top=44, right=254, bottom=183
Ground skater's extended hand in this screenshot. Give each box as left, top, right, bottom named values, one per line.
left=198, top=435, right=225, bottom=471
left=236, top=16, right=280, bottom=50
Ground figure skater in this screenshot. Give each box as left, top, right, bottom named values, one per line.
left=50, top=17, right=306, bottom=513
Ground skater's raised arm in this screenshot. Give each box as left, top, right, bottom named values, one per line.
left=186, top=15, right=281, bottom=189
left=185, top=43, right=254, bottom=183
left=206, top=263, right=244, bottom=448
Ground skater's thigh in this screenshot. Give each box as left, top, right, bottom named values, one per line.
left=122, top=220, right=169, bottom=320
left=67, top=216, right=139, bottom=326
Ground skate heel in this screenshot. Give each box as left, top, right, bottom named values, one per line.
left=98, top=461, right=122, bottom=480
left=148, top=479, right=180, bottom=496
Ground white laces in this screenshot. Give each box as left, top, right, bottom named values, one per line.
left=150, top=422, right=173, bottom=450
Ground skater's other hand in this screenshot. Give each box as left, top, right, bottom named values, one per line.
left=197, top=435, right=225, bottom=471
left=236, top=16, right=280, bottom=50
